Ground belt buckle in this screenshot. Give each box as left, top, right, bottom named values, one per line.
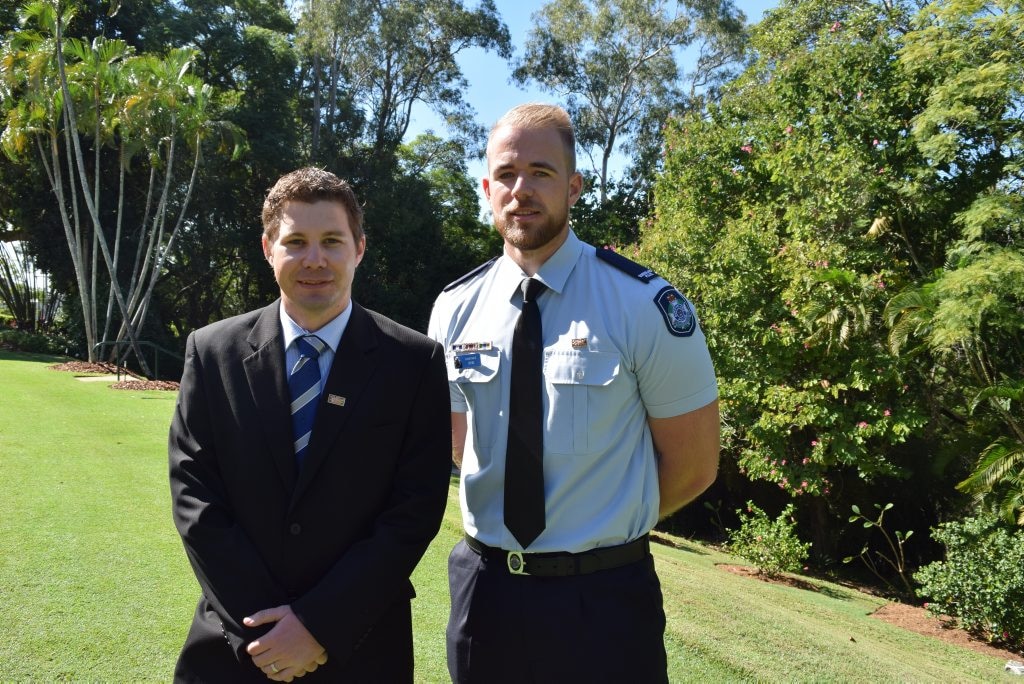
left=506, top=550, right=528, bottom=575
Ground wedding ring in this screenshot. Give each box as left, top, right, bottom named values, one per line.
left=270, top=663, right=279, bottom=674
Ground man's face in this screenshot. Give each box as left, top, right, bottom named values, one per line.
left=262, top=200, right=365, bottom=331
left=483, top=125, right=583, bottom=257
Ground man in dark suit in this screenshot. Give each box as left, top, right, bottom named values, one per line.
left=169, top=167, right=452, bottom=682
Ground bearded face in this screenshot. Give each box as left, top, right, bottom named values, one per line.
left=483, top=125, right=582, bottom=260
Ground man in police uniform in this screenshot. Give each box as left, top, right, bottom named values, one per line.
left=428, top=104, right=720, bottom=682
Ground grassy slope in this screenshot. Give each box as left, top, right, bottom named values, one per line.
left=0, top=351, right=1009, bottom=682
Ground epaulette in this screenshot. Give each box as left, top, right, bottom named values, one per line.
left=443, top=256, right=499, bottom=292
left=595, top=247, right=657, bottom=283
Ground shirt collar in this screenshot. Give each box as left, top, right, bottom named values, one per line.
left=496, top=229, right=584, bottom=300
left=279, top=300, right=352, bottom=353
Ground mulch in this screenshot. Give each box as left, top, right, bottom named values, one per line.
left=49, top=360, right=179, bottom=391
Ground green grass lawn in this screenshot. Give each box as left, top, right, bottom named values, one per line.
left=0, top=350, right=1012, bottom=682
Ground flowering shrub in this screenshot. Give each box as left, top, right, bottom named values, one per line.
left=914, top=514, right=1024, bottom=649
left=727, top=501, right=811, bottom=578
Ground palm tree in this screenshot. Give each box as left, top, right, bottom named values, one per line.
left=886, top=251, right=1024, bottom=525
left=1, top=0, right=238, bottom=374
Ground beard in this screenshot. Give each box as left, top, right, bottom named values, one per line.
left=493, top=202, right=570, bottom=252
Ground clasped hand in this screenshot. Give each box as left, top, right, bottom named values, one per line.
left=245, top=605, right=328, bottom=681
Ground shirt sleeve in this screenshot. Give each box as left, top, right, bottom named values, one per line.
left=427, top=295, right=469, bottom=413
left=631, top=288, right=718, bottom=419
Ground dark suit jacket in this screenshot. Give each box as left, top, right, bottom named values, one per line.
left=169, top=300, right=451, bottom=682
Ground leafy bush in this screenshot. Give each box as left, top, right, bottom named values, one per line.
left=728, top=501, right=811, bottom=577
left=914, top=514, right=1024, bottom=649
left=0, top=329, right=70, bottom=355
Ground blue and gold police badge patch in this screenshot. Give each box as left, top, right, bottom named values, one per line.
left=654, top=286, right=696, bottom=337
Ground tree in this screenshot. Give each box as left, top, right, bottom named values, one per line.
left=513, top=0, right=746, bottom=206
left=157, top=5, right=304, bottom=336
left=296, top=0, right=511, bottom=161
left=1, top=0, right=238, bottom=373
left=642, top=0, right=950, bottom=556
left=647, top=0, right=1024, bottom=560
left=349, top=133, right=498, bottom=332
left=887, top=0, right=1024, bottom=524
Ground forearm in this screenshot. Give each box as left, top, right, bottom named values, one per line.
left=451, top=411, right=467, bottom=469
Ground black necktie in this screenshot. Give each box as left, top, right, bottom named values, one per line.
left=505, top=277, right=548, bottom=548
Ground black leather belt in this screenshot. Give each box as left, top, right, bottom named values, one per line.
left=464, top=534, right=650, bottom=576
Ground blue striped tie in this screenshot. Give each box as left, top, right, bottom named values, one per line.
left=289, top=335, right=325, bottom=468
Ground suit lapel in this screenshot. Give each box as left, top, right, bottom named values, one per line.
left=243, top=302, right=298, bottom=492
left=291, top=303, right=379, bottom=504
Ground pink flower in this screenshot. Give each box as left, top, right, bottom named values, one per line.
left=873, top=139, right=880, bottom=146
left=857, top=421, right=869, bottom=429
left=830, top=21, right=841, bottom=32
left=802, top=458, right=809, bottom=465
left=740, top=144, right=753, bottom=154
left=784, top=125, right=793, bottom=135
left=876, top=280, right=886, bottom=289
left=884, top=409, right=891, bottom=417
left=781, top=459, right=787, bottom=466
left=857, top=91, right=863, bottom=100
left=801, top=481, right=808, bottom=489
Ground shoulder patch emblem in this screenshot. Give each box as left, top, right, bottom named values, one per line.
left=443, top=256, right=498, bottom=292
left=654, top=286, right=696, bottom=337
left=595, top=247, right=657, bottom=282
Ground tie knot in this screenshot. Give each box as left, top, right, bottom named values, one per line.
left=520, top=278, right=547, bottom=303
left=295, top=334, right=325, bottom=358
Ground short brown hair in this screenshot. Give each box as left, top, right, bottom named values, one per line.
left=488, top=103, right=577, bottom=173
left=261, top=167, right=364, bottom=243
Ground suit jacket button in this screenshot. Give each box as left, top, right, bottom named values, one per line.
left=289, top=523, right=302, bottom=535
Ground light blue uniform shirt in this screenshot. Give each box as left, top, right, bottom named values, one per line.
left=280, top=301, right=353, bottom=388
left=428, top=231, right=718, bottom=553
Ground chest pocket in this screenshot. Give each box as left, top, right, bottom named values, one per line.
left=544, top=350, right=620, bottom=455
left=447, top=348, right=502, bottom=449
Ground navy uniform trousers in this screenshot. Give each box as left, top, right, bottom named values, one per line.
left=446, top=539, right=669, bottom=684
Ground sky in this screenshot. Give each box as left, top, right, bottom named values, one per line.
left=405, top=0, right=780, bottom=199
